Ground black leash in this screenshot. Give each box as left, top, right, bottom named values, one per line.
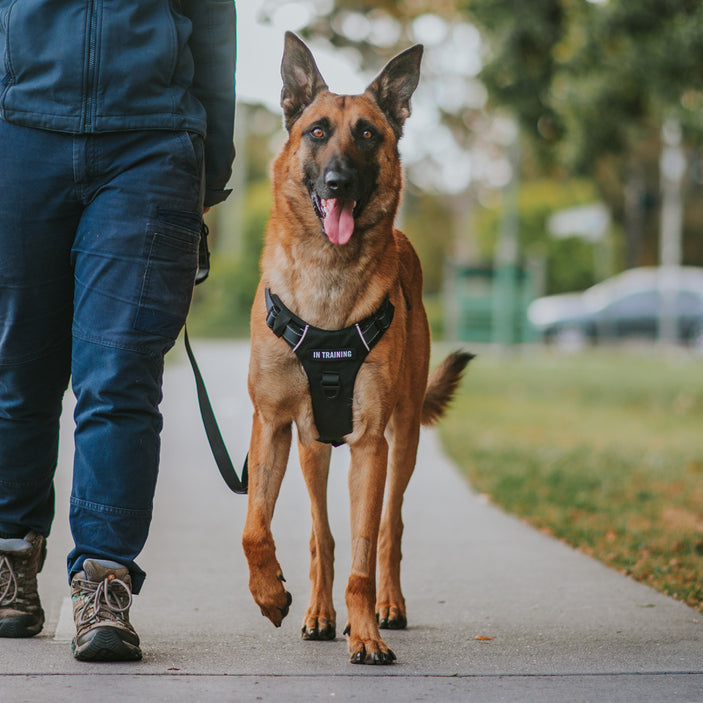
left=183, top=222, right=248, bottom=494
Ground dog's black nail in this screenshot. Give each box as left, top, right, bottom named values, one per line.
left=376, top=650, right=395, bottom=665
left=351, top=649, right=365, bottom=664
left=277, top=573, right=286, bottom=582
left=343, top=624, right=351, bottom=636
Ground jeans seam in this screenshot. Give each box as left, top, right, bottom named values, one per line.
left=132, top=226, right=197, bottom=340
left=71, top=326, right=161, bottom=360
left=70, top=495, right=151, bottom=520
left=0, top=474, right=54, bottom=489
left=0, top=333, right=72, bottom=367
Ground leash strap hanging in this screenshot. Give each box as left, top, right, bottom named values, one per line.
left=183, top=327, right=248, bottom=494
left=183, top=221, right=248, bottom=495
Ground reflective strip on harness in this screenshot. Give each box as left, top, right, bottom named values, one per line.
left=264, top=288, right=394, bottom=445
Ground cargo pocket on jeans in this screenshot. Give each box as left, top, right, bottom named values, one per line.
left=133, top=212, right=200, bottom=340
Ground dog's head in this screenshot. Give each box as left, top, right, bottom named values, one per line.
left=277, top=32, right=423, bottom=246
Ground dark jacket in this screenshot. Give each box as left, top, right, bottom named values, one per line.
left=0, top=0, right=236, bottom=205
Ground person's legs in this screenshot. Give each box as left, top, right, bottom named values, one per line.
left=66, top=130, right=204, bottom=659
left=67, top=129, right=204, bottom=588
left=0, top=120, right=79, bottom=636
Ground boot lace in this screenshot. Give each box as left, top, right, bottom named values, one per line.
left=0, top=555, right=19, bottom=607
left=74, top=573, right=133, bottom=626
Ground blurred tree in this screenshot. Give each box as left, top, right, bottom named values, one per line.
left=191, top=101, right=278, bottom=337
left=473, top=178, right=603, bottom=294
left=464, top=0, right=703, bottom=267
left=401, top=188, right=454, bottom=294
left=191, top=179, right=271, bottom=337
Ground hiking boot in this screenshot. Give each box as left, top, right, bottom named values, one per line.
left=71, top=559, right=142, bottom=662
left=0, top=532, right=46, bottom=638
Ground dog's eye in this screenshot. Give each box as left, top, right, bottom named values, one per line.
left=361, top=129, right=374, bottom=140
left=311, top=126, right=325, bottom=139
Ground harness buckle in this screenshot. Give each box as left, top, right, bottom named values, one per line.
left=265, top=306, right=279, bottom=332
left=320, top=372, right=341, bottom=399
left=267, top=305, right=293, bottom=339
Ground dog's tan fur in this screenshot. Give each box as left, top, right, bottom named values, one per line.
left=242, top=33, right=471, bottom=664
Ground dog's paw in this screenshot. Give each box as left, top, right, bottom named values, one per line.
left=251, top=572, right=293, bottom=627
left=348, top=640, right=397, bottom=665
left=377, top=604, right=407, bottom=630
left=344, top=625, right=396, bottom=665
left=301, top=616, right=336, bottom=641
left=259, top=588, right=292, bottom=627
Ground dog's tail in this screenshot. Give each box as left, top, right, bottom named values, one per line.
left=421, top=351, right=474, bottom=426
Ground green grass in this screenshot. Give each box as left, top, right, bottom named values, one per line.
left=439, top=348, right=703, bottom=612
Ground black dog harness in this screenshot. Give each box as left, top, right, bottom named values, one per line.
left=265, top=288, right=394, bottom=446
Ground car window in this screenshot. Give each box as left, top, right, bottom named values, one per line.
left=676, top=290, right=703, bottom=315
left=603, top=290, right=660, bottom=318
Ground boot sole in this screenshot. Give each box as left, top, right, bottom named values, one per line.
left=0, top=614, right=44, bottom=638
left=72, top=627, right=142, bottom=662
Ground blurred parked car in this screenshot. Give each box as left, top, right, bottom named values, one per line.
left=527, top=267, right=703, bottom=348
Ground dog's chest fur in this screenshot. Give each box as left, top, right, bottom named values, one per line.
left=263, top=225, right=399, bottom=331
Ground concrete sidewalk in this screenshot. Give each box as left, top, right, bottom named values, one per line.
left=1, top=340, right=701, bottom=702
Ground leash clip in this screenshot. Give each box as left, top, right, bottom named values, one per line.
left=195, top=222, right=210, bottom=285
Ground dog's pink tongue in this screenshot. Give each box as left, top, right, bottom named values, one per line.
left=322, top=198, right=355, bottom=245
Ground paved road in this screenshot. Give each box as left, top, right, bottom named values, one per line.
left=1, top=340, right=701, bottom=702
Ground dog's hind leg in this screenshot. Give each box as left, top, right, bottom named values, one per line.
left=242, top=414, right=293, bottom=627
left=344, top=436, right=396, bottom=664
left=376, top=411, right=421, bottom=630
left=299, top=441, right=337, bottom=641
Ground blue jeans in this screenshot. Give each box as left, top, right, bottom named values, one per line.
left=0, top=120, right=205, bottom=592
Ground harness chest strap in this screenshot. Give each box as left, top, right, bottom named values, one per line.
left=264, top=288, right=395, bottom=446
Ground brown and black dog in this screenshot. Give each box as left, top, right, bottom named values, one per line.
left=243, top=32, right=471, bottom=665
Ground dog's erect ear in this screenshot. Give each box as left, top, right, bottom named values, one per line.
left=366, top=45, right=423, bottom=139
left=280, top=32, right=328, bottom=131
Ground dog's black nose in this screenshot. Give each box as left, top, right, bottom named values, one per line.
left=325, top=169, right=351, bottom=193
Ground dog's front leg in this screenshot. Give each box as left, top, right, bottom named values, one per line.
left=344, top=436, right=396, bottom=664
left=298, top=441, right=336, bottom=641
left=242, top=414, right=293, bottom=627
left=377, top=414, right=421, bottom=630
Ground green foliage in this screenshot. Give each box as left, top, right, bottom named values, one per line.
left=467, top=0, right=567, bottom=158
left=237, top=180, right=272, bottom=294
left=402, top=190, right=454, bottom=294
left=472, top=178, right=603, bottom=293
left=423, top=293, right=445, bottom=340
left=188, top=180, right=271, bottom=337
left=462, top=0, right=703, bottom=267
left=440, top=349, right=703, bottom=612
left=464, top=0, right=703, bottom=166
left=187, top=253, right=253, bottom=337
